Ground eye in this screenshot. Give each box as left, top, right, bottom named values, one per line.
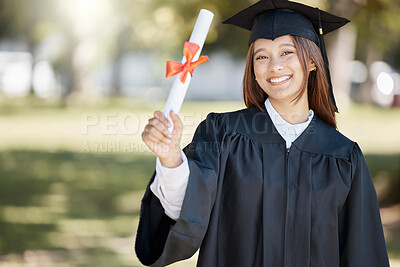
left=255, top=55, right=268, bottom=60
left=282, top=51, right=294, bottom=56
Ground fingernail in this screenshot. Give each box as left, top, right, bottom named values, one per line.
left=166, top=139, right=171, bottom=143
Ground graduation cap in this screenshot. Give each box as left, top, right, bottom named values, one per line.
left=223, top=0, right=350, bottom=112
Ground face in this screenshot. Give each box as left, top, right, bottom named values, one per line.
left=253, top=35, right=314, bottom=105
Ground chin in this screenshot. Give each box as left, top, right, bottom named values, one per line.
left=265, top=86, right=301, bottom=101
left=266, top=91, right=293, bottom=101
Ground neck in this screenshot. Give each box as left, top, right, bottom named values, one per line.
left=269, top=97, right=310, bottom=124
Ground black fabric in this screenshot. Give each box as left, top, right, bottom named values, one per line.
left=135, top=106, right=389, bottom=267
left=134, top=172, right=177, bottom=265
left=250, top=9, right=319, bottom=46
left=222, top=0, right=349, bottom=42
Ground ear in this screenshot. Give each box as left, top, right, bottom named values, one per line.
left=309, top=61, right=316, bottom=72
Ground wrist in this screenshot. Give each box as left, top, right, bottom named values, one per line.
left=159, top=152, right=182, bottom=168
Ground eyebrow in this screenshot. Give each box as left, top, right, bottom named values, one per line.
left=279, top=43, right=295, bottom=48
left=254, top=43, right=295, bottom=55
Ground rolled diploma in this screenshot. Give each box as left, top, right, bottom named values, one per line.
left=163, top=9, right=214, bottom=131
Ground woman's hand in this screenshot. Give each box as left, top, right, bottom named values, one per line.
left=141, top=110, right=183, bottom=168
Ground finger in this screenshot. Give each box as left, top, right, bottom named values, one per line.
left=143, top=125, right=164, bottom=142
left=146, top=125, right=171, bottom=143
left=170, top=110, right=183, bottom=132
left=146, top=133, right=170, bottom=146
left=154, top=110, right=171, bottom=128
left=143, top=131, right=171, bottom=148
left=148, top=118, right=172, bottom=137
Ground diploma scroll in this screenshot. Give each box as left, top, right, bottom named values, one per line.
left=163, top=9, right=214, bottom=131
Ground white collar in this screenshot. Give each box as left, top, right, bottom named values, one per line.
left=265, top=98, right=314, bottom=148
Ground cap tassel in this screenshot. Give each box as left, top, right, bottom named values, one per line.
left=317, top=8, right=338, bottom=112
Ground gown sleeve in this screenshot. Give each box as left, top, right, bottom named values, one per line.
left=150, top=150, right=190, bottom=220
left=135, top=113, right=224, bottom=266
left=338, top=143, right=390, bottom=266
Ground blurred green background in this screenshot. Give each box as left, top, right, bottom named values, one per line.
left=0, top=0, right=399, bottom=266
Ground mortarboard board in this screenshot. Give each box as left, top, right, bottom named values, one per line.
left=223, top=0, right=350, bottom=112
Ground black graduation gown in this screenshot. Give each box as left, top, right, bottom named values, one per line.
left=135, top=106, right=389, bottom=267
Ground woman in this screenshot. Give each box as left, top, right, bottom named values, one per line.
left=135, top=1, right=390, bottom=266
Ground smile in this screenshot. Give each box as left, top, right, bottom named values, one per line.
left=267, top=75, right=292, bottom=84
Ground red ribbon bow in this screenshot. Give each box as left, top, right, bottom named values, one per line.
left=166, top=41, right=209, bottom=83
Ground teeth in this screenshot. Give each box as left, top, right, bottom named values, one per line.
left=269, top=76, right=291, bottom=83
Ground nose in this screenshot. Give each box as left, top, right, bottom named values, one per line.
left=269, top=57, right=284, bottom=73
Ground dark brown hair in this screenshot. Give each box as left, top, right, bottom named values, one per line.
left=243, top=35, right=337, bottom=129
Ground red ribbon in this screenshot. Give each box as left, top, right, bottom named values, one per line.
left=166, top=41, right=209, bottom=83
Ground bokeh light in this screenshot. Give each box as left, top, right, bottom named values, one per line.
left=377, top=72, right=394, bottom=95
